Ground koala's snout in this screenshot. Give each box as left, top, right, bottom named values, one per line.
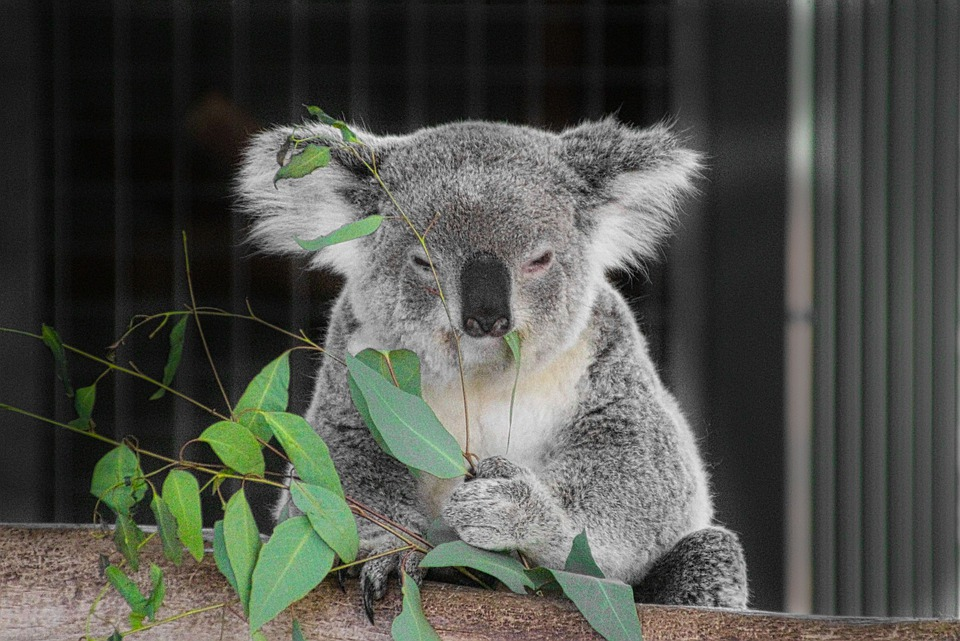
left=460, top=253, right=512, bottom=338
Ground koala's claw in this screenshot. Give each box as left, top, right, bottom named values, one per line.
left=362, top=583, right=376, bottom=624
left=358, top=546, right=425, bottom=625
left=337, top=568, right=347, bottom=593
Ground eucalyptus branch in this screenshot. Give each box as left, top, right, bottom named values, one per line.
left=0, top=327, right=229, bottom=421
left=182, top=233, right=233, bottom=416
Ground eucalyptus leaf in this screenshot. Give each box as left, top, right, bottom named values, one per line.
left=224, top=488, right=262, bottom=615
left=113, top=512, right=145, bottom=572
left=292, top=619, right=307, bottom=641
left=274, top=144, right=331, bottom=185
left=543, top=569, right=642, bottom=641
left=91, top=445, right=146, bottom=514
left=150, top=315, right=187, bottom=400
left=72, top=383, right=96, bottom=430
left=162, top=470, right=204, bottom=562
left=150, top=495, right=182, bottom=566
left=105, top=565, right=147, bottom=614
left=295, top=215, right=383, bottom=252
left=391, top=571, right=442, bottom=641
left=234, top=352, right=290, bottom=443
left=262, top=411, right=344, bottom=497
left=346, top=353, right=466, bottom=479
left=290, top=481, right=359, bottom=563
left=41, top=323, right=73, bottom=397
left=248, top=516, right=334, bottom=633
left=213, top=520, right=240, bottom=597
left=420, top=541, right=533, bottom=594
left=143, top=564, right=165, bottom=620
left=304, top=106, right=359, bottom=142
left=564, top=530, right=605, bottom=579
left=198, top=421, right=266, bottom=477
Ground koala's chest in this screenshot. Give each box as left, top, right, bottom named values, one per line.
left=418, top=339, right=590, bottom=519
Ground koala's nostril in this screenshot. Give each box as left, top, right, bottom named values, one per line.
left=464, top=314, right=510, bottom=338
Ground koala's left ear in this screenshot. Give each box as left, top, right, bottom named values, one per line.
left=234, top=121, right=390, bottom=276
left=560, top=117, right=702, bottom=270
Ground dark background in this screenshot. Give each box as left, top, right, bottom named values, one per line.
left=1, top=0, right=956, bottom=618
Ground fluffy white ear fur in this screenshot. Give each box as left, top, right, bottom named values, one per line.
left=235, top=121, right=384, bottom=277
left=562, top=120, right=703, bottom=273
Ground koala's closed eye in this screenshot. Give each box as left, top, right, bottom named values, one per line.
left=521, top=250, right=553, bottom=276
left=410, top=255, right=432, bottom=271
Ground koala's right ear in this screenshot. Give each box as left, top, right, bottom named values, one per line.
left=235, top=121, right=388, bottom=276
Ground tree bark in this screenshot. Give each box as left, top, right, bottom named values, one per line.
left=1, top=525, right=957, bottom=640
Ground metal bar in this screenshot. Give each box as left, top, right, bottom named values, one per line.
left=349, top=0, right=371, bottom=118
left=171, top=0, right=194, bottom=447
left=112, top=0, right=132, bottom=443
left=465, top=1, right=487, bottom=119
left=406, top=0, right=426, bottom=128
left=812, top=0, right=839, bottom=616
left=931, top=0, right=960, bottom=618
left=911, top=0, right=937, bottom=618
left=525, top=0, right=544, bottom=125
left=784, top=0, right=815, bottom=614
left=860, top=0, right=891, bottom=618
left=886, top=0, right=917, bottom=617
left=584, top=0, right=605, bottom=119
left=835, top=0, right=864, bottom=615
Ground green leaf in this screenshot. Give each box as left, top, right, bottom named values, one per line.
left=150, top=495, right=183, bottom=566
left=391, top=571, right=442, bottom=641
left=108, top=630, right=123, bottom=641
left=224, top=488, right=262, bottom=615
left=503, top=331, right=522, bottom=454
left=248, top=516, right=334, bottom=632
left=420, top=541, right=533, bottom=594
left=304, top=106, right=359, bottom=142
left=162, top=470, right=204, bottom=563
left=198, top=421, right=266, bottom=477
left=274, top=144, right=331, bottom=184
left=295, top=215, right=383, bottom=252
left=213, top=520, right=240, bottom=597
left=72, top=383, right=96, bottom=430
left=234, top=352, right=291, bottom=443
left=347, top=349, right=424, bottom=460
left=346, top=353, right=467, bottom=479
left=544, top=569, right=642, bottom=641
left=292, top=619, right=307, bottom=641
left=262, top=412, right=344, bottom=497
left=355, top=349, right=422, bottom=396
left=150, top=315, right=188, bottom=400
left=290, top=481, right=359, bottom=563
left=41, top=323, right=73, bottom=397
left=105, top=565, right=147, bottom=614
left=113, top=513, right=146, bottom=572
left=564, top=530, right=605, bottom=579
left=91, top=445, right=146, bottom=514
left=144, top=564, right=165, bottom=620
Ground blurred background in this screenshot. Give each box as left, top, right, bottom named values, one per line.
left=0, top=0, right=957, bottom=618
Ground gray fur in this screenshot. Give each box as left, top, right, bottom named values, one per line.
left=236, top=117, right=748, bottom=611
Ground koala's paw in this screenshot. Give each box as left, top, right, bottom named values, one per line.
left=474, top=455, right=525, bottom=479
left=442, top=474, right=532, bottom=551
left=359, top=544, right=424, bottom=625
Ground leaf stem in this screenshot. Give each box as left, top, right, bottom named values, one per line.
left=182, top=233, right=233, bottom=416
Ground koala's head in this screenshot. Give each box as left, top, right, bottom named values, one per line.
left=236, top=117, right=700, bottom=380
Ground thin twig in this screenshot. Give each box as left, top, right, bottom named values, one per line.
left=182, top=233, right=233, bottom=415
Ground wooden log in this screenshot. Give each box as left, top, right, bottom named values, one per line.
left=1, top=525, right=958, bottom=640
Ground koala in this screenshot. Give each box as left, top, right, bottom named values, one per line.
left=236, top=116, right=748, bottom=618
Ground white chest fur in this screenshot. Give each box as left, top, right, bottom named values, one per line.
left=418, top=337, right=591, bottom=519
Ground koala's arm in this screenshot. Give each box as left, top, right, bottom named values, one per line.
left=444, top=290, right=712, bottom=585
left=284, top=300, right=431, bottom=546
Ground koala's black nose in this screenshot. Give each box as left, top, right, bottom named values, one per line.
left=460, top=253, right=512, bottom=338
